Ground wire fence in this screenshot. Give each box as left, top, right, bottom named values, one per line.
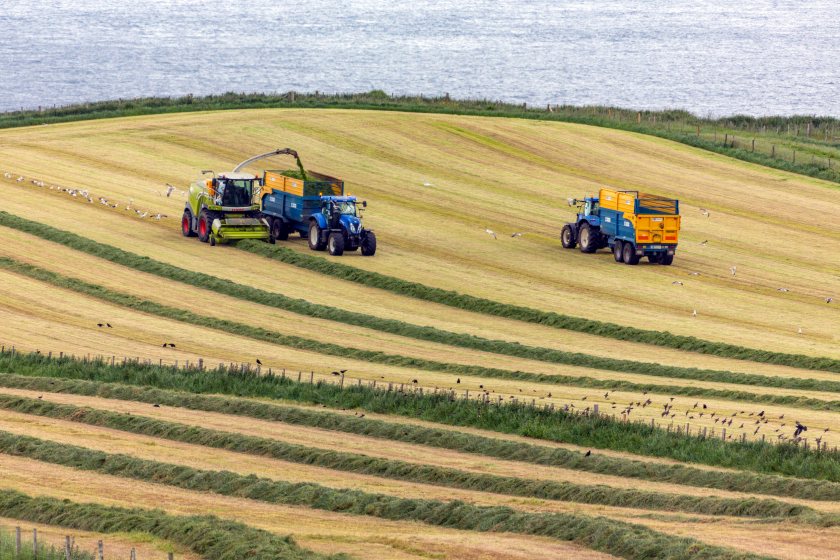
left=1, top=526, right=173, bottom=560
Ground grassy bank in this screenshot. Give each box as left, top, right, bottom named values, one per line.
left=0, top=434, right=777, bottom=560
left=0, top=527, right=95, bottom=560
left=1, top=372, right=838, bottom=502
left=2, top=91, right=838, bottom=187
left=1, top=352, right=838, bottom=482
left=0, top=491, right=330, bottom=560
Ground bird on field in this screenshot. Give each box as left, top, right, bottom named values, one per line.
left=16, top=176, right=24, bottom=182
left=422, top=182, right=434, bottom=187
left=412, top=379, right=418, bottom=384
left=779, top=414, right=784, bottom=419
left=153, top=213, right=168, bottom=220
left=256, top=359, right=262, bottom=365
left=758, top=410, right=765, bottom=417
left=730, top=266, right=737, bottom=276
left=699, top=240, right=708, bottom=246
left=699, top=208, right=710, bottom=217
left=37, top=395, right=42, bottom=399
left=688, top=272, right=700, bottom=276
left=797, top=326, right=803, bottom=335
left=479, top=384, right=484, bottom=389
left=126, top=199, right=133, bottom=211
left=754, top=427, right=760, bottom=435
left=739, top=423, right=744, bottom=428
left=671, top=281, right=684, bottom=286
left=827, top=297, right=833, bottom=304
left=510, top=232, right=523, bottom=238
left=584, top=450, right=591, bottom=457
left=97, top=323, right=104, bottom=327
left=582, top=396, right=587, bottom=400
left=484, top=227, right=497, bottom=239
left=604, top=392, right=609, bottom=398
left=777, top=287, right=790, bottom=292
left=547, top=392, right=552, bottom=398
left=456, top=378, right=461, bottom=384
left=2, top=172, right=10, bottom=179
left=165, top=184, right=176, bottom=197
left=167, top=343, right=176, bottom=348
left=691, top=309, right=697, bottom=317
left=138, top=212, right=148, bottom=219
left=153, top=404, right=160, bottom=408
left=331, top=371, right=341, bottom=376
left=106, top=323, right=111, bottom=328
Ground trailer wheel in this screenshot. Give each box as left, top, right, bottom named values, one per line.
left=622, top=242, right=640, bottom=265
left=361, top=231, right=377, bottom=256
left=328, top=232, right=345, bottom=256
left=560, top=225, right=576, bottom=249
left=181, top=209, right=196, bottom=237
left=308, top=221, right=326, bottom=251
left=613, top=241, right=623, bottom=262
left=660, top=254, right=674, bottom=266
left=648, top=254, right=661, bottom=264
left=271, top=218, right=289, bottom=241
left=198, top=210, right=211, bottom=243
left=578, top=223, right=598, bottom=253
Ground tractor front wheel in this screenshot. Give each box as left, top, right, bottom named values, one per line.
left=328, top=232, right=345, bottom=256
left=181, top=209, right=196, bottom=237
left=198, top=210, right=211, bottom=243
left=361, top=231, right=377, bottom=256
left=622, top=242, right=640, bottom=265
left=578, top=223, right=598, bottom=253
left=560, top=225, right=576, bottom=249
left=308, top=221, right=326, bottom=251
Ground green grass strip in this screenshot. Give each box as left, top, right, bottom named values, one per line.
left=0, top=490, right=332, bottom=560
left=0, top=398, right=806, bottom=520
left=2, top=209, right=839, bottom=386
left=2, top=353, right=839, bottom=483
left=239, top=240, right=840, bottom=374
left=3, top=372, right=839, bottom=502
left=0, top=433, right=777, bottom=560
left=2, top=254, right=840, bottom=418
left=1, top=92, right=838, bottom=186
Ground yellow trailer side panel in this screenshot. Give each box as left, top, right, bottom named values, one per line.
left=599, top=188, right=619, bottom=210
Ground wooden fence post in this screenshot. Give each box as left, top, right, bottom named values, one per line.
left=98, top=540, right=104, bottom=560
left=339, top=373, right=345, bottom=389
left=15, top=526, right=20, bottom=556
left=593, top=404, right=599, bottom=416
left=64, top=536, right=71, bottom=560
left=130, top=547, right=137, bottom=560
left=169, top=553, right=175, bottom=560
left=32, top=528, right=37, bottom=558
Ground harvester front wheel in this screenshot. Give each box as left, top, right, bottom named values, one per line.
left=361, top=231, right=377, bottom=256
left=181, top=210, right=196, bottom=237
left=560, top=225, right=576, bottom=249
left=613, top=241, right=623, bottom=262
left=308, top=221, right=326, bottom=251
left=328, top=232, right=345, bottom=256
left=622, top=242, right=640, bottom=265
left=578, top=223, right=598, bottom=253
left=198, top=210, right=211, bottom=243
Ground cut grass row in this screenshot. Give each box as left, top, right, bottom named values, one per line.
left=2, top=210, right=838, bottom=381
left=0, top=490, right=330, bottom=560
left=239, top=241, right=840, bottom=374
left=2, top=353, right=840, bottom=483
left=3, top=372, right=839, bottom=502
left=4, top=254, right=840, bottom=418
left=0, top=400, right=807, bottom=520
left=0, top=434, right=777, bottom=560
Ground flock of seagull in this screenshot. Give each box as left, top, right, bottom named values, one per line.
left=2, top=170, right=178, bottom=220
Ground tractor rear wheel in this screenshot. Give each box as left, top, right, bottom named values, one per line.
left=181, top=209, right=196, bottom=237
left=622, top=242, right=640, bottom=265
left=660, top=254, right=674, bottom=266
left=308, top=221, right=326, bottom=251
left=328, top=232, right=345, bottom=256
left=198, top=209, right=211, bottom=243
left=560, top=225, right=576, bottom=249
left=613, top=241, right=623, bottom=262
left=361, top=231, right=377, bottom=256
left=578, top=223, right=598, bottom=253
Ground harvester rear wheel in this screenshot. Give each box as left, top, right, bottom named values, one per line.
left=181, top=209, right=196, bottom=237
left=308, top=221, right=326, bottom=251
left=560, top=225, right=576, bottom=249
left=361, top=231, right=377, bottom=256
left=578, top=223, right=598, bottom=253
left=198, top=210, right=211, bottom=243
left=613, top=241, right=623, bottom=262
left=622, top=242, right=640, bottom=265
left=660, top=254, right=674, bottom=266
left=328, top=232, right=345, bottom=256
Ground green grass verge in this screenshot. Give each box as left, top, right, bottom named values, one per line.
left=2, top=372, right=838, bottom=502
left=2, top=209, right=838, bottom=383
left=1, top=353, right=839, bottom=483
left=0, top=528, right=95, bottom=560
left=0, top=399, right=806, bottom=520
left=3, top=254, right=840, bottom=419
left=0, top=490, right=331, bottom=560
left=2, top=91, right=838, bottom=186
left=238, top=241, right=840, bottom=374
left=0, top=434, right=777, bottom=560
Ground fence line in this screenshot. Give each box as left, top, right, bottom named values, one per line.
left=0, top=345, right=834, bottom=454
left=5, top=525, right=174, bottom=560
